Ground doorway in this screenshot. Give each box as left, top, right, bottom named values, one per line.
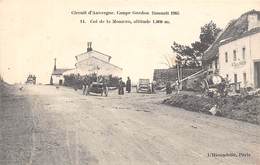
left=59, top=79, right=63, bottom=85
left=255, top=62, right=260, bottom=88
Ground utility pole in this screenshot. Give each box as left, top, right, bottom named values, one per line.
left=177, top=64, right=183, bottom=93
left=54, top=58, right=57, bottom=71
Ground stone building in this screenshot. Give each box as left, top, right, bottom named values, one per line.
left=65, top=42, right=123, bottom=77
left=202, top=10, right=260, bottom=88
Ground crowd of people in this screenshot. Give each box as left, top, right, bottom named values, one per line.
left=80, top=73, right=132, bottom=96
left=81, top=74, right=177, bottom=96
left=118, top=77, right=131, bottom=95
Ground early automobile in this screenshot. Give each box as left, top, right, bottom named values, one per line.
left=25, top=74, right=36, bottom=85
left=86, top=82, right=108, bottom=96
left=136, top=79, right=151, bottom=93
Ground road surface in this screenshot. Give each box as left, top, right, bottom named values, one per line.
left=0, top=84, right=260, bottom=165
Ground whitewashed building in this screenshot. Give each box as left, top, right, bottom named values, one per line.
left=203, top=10, right=260, bottom=88
left=50, top=58, right=72, bottom=85
left=51, top=68, right=71, bottom=85
left=73, top=42, right=123, bottom=77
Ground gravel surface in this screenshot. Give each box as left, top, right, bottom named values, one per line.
left=1, top=84, right=260, bottom=165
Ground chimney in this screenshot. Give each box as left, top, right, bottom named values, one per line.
left=87, top=42, right=93, bottom=52
left=247, top=11, right=260, bottom=31
left=54, top=58, right=56, bottom=71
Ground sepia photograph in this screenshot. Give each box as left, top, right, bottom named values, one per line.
left=0, top=0, right=260, bottom=164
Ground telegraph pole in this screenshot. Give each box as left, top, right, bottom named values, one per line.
left=54, top=58, right=57, bottom=71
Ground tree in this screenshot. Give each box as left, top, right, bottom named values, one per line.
left=161, top=54, right=177, bottom=68
left=171, top=21, right=221, bottom=68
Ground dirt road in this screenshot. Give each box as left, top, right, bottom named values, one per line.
left=1, top=84, right=260, bottom=165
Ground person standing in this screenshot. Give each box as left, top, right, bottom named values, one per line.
left=166, top=81, right=172, bottom=94
left=151, top=80, right=156, bottom=93
left=126, top=77, right=131, bottom=93
left=118, top=78, right=124, bottom=95
left=118, top=78, right=122, bottom=95
left=121, top=80, right=125, bottom=95
left=82, top=77, right=87, bottom=95
left=100, top=76, right=108, bottom=96
left=176, top=79, right=180, bottom=94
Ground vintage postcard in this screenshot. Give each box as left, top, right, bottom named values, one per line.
left=0, top=0, right=260, bottom=164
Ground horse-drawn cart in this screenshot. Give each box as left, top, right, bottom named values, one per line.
left=200, top=75, right=230, bottom=97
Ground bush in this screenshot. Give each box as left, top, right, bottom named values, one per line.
left=163, top=94, right=260, bottom=125
left=64, top=74, right=83, bottom=89
left=64, top=74, right=120, bottom=89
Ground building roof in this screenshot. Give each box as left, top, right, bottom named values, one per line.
left=75, top=50, right=112, bottom=60
left=77, top=55, right=123, bottom=70
left=153, top=68, right=201, bottom=82
left=52, top=68, right=72, bottom=75
left=202, top=10, right=260, bottom=62
left=220, top=27, right=260, bottom=45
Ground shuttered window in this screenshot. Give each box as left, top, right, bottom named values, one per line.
left=233, top=50, right=237, bottom=61
left=242, top=47, right=246, bottom=60
left=225, top=52, right=228, bottom=63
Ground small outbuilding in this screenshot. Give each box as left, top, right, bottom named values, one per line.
left=50, top=58, right=72, bottom=85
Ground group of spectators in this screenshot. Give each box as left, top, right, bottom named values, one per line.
left=118, top=77, right=131, bottom=95
left=80, top=73, right=132, bottom=96
left=65, top=74, right=182, bottom=96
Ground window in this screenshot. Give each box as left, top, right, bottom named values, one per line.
left=226, top=74, right=229, bottom=81
left=233, top=50, right=237, bottom=61
left=242, top=47, right=246, bottom=60
left=225, top=52, right=228, bottom=63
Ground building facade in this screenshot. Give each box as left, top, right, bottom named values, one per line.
left=50, top=58, right=72, bottom=85
left=51, top=68, right=72, bottom=85
left=203, top=10, right=260, bottom=88
left=219, top=32, right=260, bottom=88
left=50, top=42, right=122, bottom=86
left=72, top=42, right=123, bottom=77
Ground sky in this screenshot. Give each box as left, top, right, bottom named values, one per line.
left=0, top=0, right=260, bottom=84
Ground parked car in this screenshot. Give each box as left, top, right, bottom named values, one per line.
left=25, top=74, right=36, bottom=85
left=86, top=82, right=108, bottom=96
left=136, top=79, right=151, bottom=93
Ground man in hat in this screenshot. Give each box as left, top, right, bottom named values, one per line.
left=126, top=77, right=131, bottom=93
left=118, top=77, right=124, bottom=95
